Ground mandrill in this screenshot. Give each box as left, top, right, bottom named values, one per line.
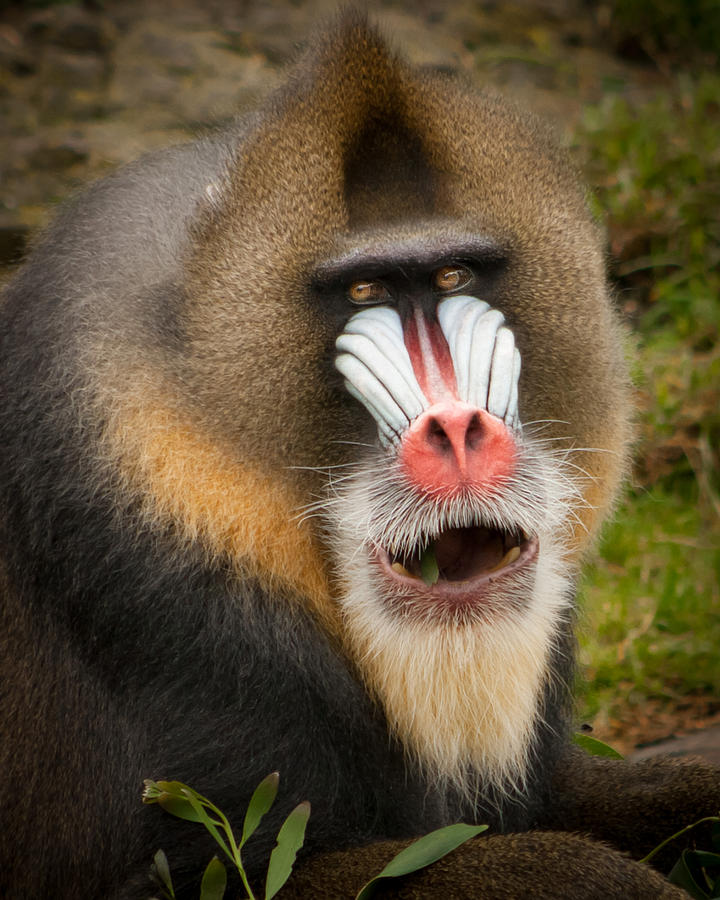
left=0, top=10, right=716, bottom=900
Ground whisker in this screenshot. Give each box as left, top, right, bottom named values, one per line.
left=330, top=439, right=381, bottom=450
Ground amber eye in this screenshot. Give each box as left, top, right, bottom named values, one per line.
left=433, top=264, right=473, bottom=293
left=348, top=280, right=392, bottom=305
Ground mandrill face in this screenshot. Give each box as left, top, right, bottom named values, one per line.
left=301, top=232, right=594, bottom=799
left=334, top=261, right=548, bottom=624
left=313, top=230, right=581, bottom=619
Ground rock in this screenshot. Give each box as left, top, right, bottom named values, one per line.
left=631, top=725, right=720, bottom=766
left=0, top=24, right=35, bottom=76
left=28, top=143, right=89, bottom=170
left=25, top=7, right=117, bottom=56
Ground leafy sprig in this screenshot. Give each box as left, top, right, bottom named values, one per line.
left=143, top=773, right=309, bottom=900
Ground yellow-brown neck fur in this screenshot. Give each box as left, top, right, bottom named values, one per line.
left=98, top=370, right=337, bottom=631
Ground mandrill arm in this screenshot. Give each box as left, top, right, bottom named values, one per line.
left=280, top=831, right=688, bottom=899
left=541, top=748, right=720, bottom=867
left=280, top=748, right=720, bottom=899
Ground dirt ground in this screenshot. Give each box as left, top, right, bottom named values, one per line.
left=0, top=0, right=717, bottom=763
left=0, top=0, right=665, bottom=249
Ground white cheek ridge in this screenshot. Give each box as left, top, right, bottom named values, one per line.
left=438, top=296, right=521, bottom=428
left=343, top=381, right=400, bottom=448
left=487, top=326, right=516, bottom=420
left=437, top=296, right=490, bottom=403
left=335, top=306, right=427, bottom=439
left=507, top=349, right=522, bottom=430
left=467, top=308, right=504, bottom=410
left=336, top=328, right=425, bottom=418
left=335, top=353, right=410, bottom=442
left=347, top=304, right=405, bottom=342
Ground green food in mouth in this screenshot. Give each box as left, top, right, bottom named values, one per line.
left=420, top=544, right=440, bottom=586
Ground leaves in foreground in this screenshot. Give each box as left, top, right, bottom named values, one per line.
left=355, top=823, right=488, bottom=900
left=144, top=774, right=490, bottom=899
left=199, top=857, right=227, bottom=900
left=151, top=849, right=175, bottom=899
left=143, top=773, right=310, bottom=900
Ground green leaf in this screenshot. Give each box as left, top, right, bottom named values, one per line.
left=145, top=781, right=206, bottom=823
left=711, top=822, right=720, bottom=855
left=151, top=849, right=175, bottom=898
left=572, top=733, right=624, bottom=759
left=264, top=801, right=311, bottom=900
left=242, top=772, right=280, bottom=847
left=712, top=871, right=720, bottom=898
left=355, top=823, right=488, bottom=900
left=642, top=817, right=720, bottom=865
left=199, top=857, right=227, bottom=900
left=689, top=851, right=720, bottom=870
left=685, top=850, right=720, bottom=898
left=146, top=781, right=234, bottom=863
left=178, top=787, right=234, bottom=864
left=420, top=545, right=439, bottom=586
left=668, top=849, right=716, bottom=899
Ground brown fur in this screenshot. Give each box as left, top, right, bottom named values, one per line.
left=103, top=381, right=335, bottom=626
left=179, top=18, right=631, bottom=547
left=172, top=16, right=630, bottom=790
left=0, top=11, right=715, bottom=900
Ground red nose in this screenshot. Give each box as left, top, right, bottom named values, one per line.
left=399, top=402, right=516, bottom=497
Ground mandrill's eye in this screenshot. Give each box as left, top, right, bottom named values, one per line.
left=433, top=264, right=473, bottom=293
left=348, top=280, right=392, bottom=306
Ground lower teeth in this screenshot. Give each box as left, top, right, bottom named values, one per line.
left=489, top=545, right=521, bottom=572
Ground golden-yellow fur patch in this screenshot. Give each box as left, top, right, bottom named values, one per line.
left=568, top=442, right=629, bottom=556
left=100, top=377, right=335, bottom=630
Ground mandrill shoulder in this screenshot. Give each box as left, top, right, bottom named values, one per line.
left=2, top=131, right=240, bottom=337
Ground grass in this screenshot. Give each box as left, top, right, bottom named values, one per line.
left=579, top=489, right=720, bottom=723
left=573, top=68, right=720, bottom=739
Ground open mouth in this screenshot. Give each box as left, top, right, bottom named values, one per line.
left=377, top=524, right=537, bottom=593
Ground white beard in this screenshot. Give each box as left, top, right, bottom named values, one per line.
left=323, top=433, right=580, bottom=803
left=336, top=535, right=572, bottom=803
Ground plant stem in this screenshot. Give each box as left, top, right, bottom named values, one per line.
left=640, top=816, right=720, bottom=864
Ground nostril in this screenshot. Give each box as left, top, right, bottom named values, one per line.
left=425, top=411, right=484, bottom=455
left=466, top=412, right=484, bottom=451
left=427, top=417, right=452, bottom=451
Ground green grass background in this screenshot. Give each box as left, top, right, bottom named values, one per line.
left=571, top=23, right=719, bottom=738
